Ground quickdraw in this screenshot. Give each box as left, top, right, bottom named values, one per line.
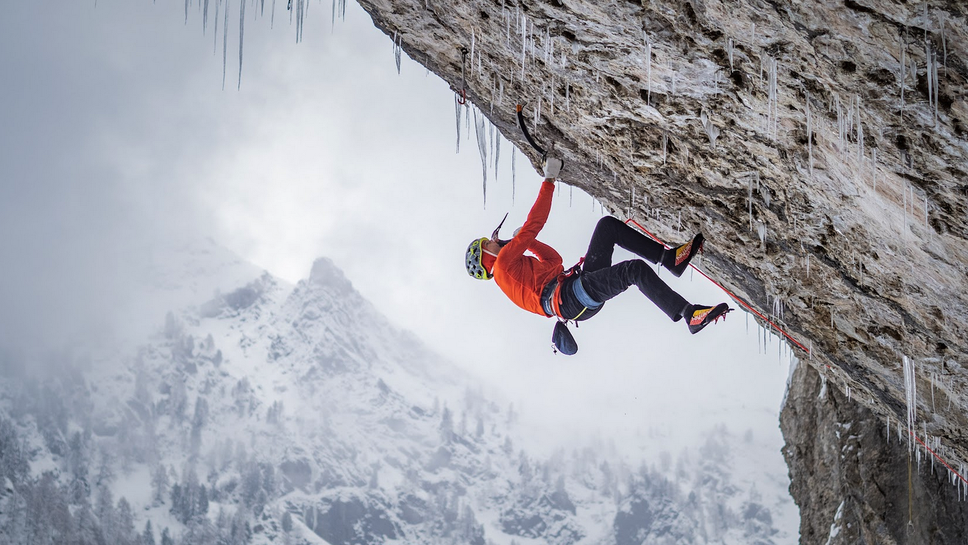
left=455, top=47, right=469, bottom=105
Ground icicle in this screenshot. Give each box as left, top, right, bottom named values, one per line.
left=473, top=108, right=488, bottom=208
left=520, top=13, right=527, bottom=82
left=470, top=28, right=476, bottom=75
left=565, top=84, right=570, bottom=113
left=856, top=96, right=864, bottom=179
left=494, top=133, right=501, bottom=179
left=530, top=21, right=535, bottom=62
left=904, top=356, right=917, bottom=453
left=296, top=0, right=305, bottom=43
left=505, top=8, right=510, bottom=49
left=836, top=95, right=845, bottom=159
left=900, top=33, right=906, bottom=112
left=646, top=41, right=652, bottom=105
left=903, top=182, right=907, bottom=240
left=238, top=0, right=245, bottom=89
left=550, top=76, right=556, bottom=115
left=394, top=32, right=402, bottom=74
left=454, top=96, right=462, bottom=153
left=941, top=13, right=948, bottom=71
left=727, top=38, right=733, bottom=71
left=806, top=91, right=813, bottom=178
left=928, top=40, right=934, bottom=112
left=662, top=132, right=667, bottom=164
left=768, top=58, right=779, bottom=139
left=627, top=185, right=633, bottom=218
left=872, top=148, right=878, bottom=191
left=511, top=147, right=516, bottom=204
left=488, top=122, right=494, bottom=172
left=222, top=1, right=229, bottom=90
left=214, top=0, right=220, bottom=53
left=203, top=0, right=210, bottom=33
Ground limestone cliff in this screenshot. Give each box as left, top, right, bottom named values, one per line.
left=355, top=0, right=968, bottom=539
left=782, top=361, right=968, bottom=544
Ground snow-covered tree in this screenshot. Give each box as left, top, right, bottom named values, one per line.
left=142, top=520, right=156, bottom=545
left=152, top=464, right=170, bottom=506
left=116, top=497, right=136, bottom=544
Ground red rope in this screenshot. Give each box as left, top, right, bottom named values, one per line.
left=624, top=219, right=968, bottom=489
left=912, top=430, right=968, bottom=487
left=625, top=219, right=810, bottom=354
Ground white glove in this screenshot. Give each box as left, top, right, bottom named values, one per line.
left=543, top=157, right=563, bottom=179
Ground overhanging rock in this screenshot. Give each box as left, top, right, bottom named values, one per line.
left=357, top=0, right=968, bottom=497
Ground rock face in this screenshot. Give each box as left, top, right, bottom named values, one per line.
left=782, top=361, right=968, bottom=544
left=354, top=0, right=968, bottom=539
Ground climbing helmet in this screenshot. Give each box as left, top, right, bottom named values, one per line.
left=465, top=237, right=493, bottom=280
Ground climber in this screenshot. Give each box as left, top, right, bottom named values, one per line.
left=464, top=157, right=731, bottom=353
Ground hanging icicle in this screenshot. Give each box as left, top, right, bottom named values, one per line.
left=473, top=108, right=488, bottom=207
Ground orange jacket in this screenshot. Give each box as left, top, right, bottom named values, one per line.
left=493, top=181, right=563, bottom=316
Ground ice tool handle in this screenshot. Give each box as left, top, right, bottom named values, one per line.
left=516, top=104, right=546, bottom=158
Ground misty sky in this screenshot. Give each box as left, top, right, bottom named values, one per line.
left=0, top=0, right=798, bottom=462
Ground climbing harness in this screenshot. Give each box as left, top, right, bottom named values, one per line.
left=544, top=257, right=605, bottom=355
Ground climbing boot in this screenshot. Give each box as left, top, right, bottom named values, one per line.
left=662, top=233, right=704, bottom=277
left=684, top=303, right=731, bottom=334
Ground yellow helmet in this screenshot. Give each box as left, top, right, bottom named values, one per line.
left=465, top=237, right=492, bottom=280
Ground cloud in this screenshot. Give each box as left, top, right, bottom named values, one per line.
left=0, top=2, right=220, bottom=351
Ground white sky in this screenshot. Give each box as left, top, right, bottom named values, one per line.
left=0, top=0, right=799, bottom=475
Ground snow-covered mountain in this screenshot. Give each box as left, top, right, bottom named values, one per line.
left=0, top=241, right=794, bottom=544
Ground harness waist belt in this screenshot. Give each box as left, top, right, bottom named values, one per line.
left=540, top=279, right=558, bottom=317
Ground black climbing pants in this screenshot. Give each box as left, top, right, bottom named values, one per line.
left=557, top=216, right=689, bottom=322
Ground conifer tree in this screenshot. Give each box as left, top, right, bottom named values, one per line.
left=142, top=520, right=156, bottom=545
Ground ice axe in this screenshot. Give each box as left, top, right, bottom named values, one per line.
left=516, top=104, right=546, bottom=157
left=516, top=104, right=564, bottom=175
left=490, top=212, right=511, bottom=245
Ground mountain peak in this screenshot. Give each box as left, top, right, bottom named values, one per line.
left=309, top=257, right=354, bottom=294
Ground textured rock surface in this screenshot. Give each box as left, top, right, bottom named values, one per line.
left=355, top=0, right=968, bottom=539
left=782, top=361, right=968, bottom=544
